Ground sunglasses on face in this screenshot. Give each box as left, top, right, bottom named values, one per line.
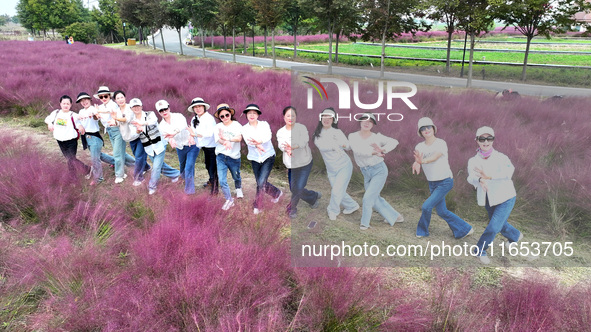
left=477, top=136, right=495, bottom=142
left=99, top=95, right=110, bottom=100
left=420, top=125, right=433, bottom=132
left=158, top=108, right=169, bottom=113
left=219, top=113, right=231, bottom=119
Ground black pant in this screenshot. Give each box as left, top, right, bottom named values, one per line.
left=202, top=147, right=218, bottom=194
left=57, top=138, right=90, bottom=176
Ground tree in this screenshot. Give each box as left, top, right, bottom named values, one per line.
left=48, top=0, right=87, bottom=36
left=64, top=21, right=99, bottom=43
left=457, top=0, right=495, bottom=87
left=251, top=0, right=285, bottom=67
left=425, top=0, right=462, bottom=73
left=217, top=0, right=248, bottom=62
left=0, top=15, right=9, bottom=26
left=17, top=0, right=51, bottom=38
left=91, top=0, right=123, bottom=43
left=165, top=0, right=192, bottom=55
left=361, top=0, right=422, bottom=78
left=333, top=0, right=362, bottom=63
left=190, top=0, right=218, bottom=57
left=282, top=0, right=306, bottom=58
left=300, top=0, right=350, bottom=74
left=495, top=0, right=591, bottom=81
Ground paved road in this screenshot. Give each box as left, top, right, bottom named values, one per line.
left=149, top=28, right=591, bottom=98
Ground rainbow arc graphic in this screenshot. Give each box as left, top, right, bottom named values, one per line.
left=303, top=76, right=328, bottom=100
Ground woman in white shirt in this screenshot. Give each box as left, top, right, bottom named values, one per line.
left=44, top=95, right=90, bottom=177
left=213, top=104, right=243, bottom=210
left=313, top=107, right=359, bottom=221
left=349, top=112, right=403, bottom=231
left=130, top=99, right=181, bottom=195
left=187, top=97, right=218, bottom=195
left=76, top=92, right=103, bottom=185
left=412, top=117, right=473, bottom=239
left=160, top=102, right=198, bottom=195
left=467, top=126, right=522, bottom=264
left=241, top=104, right=283, bottom=214
left=277, top=106, right=321, bottom=219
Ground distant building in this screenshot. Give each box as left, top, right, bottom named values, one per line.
left=574, top=0, right=591, bottom=32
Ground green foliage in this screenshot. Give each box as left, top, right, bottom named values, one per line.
left=64, top=21, right=99, bottom=43
left=0, top=14, right=9, bottom=26
left=125, top=199, right=156, bottom=228
left=91, top=0, right=123, bottom=43
left=0, top=287, right=46, bottom=329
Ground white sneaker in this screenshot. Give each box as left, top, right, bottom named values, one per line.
left=477, top=255, right=491, bottom=264
left=236, top=188, right=244, bottom=199
left=396, top=215, right=404, bottom=223
left=133, top=180, right=142, bottom=187
left=328, top=212, right=338, bottom=221
left=359, top=225, right=370, bottom=231
left=222, top=199, right=235, bottom=210
left=253, top=208, right=261, bottom=215
left=343, top=205, right=360, bottom=214
left=115, top=177, right=125, bottom=184
left=460, top=228, right=474, bottom=239
left=85, top=166, right=93, bottom=180
left=171, top=175, right=180, bottom=183
left=271, top=190, right=283, bottom=203
left=148, top=188, right=156, bottom=195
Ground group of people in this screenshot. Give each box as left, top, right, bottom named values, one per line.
left=44, top=88, right=522, bottom=264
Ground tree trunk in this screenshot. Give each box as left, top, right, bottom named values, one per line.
left=445, top=25, right=453, bottom=73
left=335, top=29, right=340, bottom=63
left=223, top=25, right=227, bottom=51
left=328, top=22, right=333, bottom=75
left=178, top=28, right=184, bottom=55
left=264, top=26, right=268, bottom=56
left=272, top=27, right=276, bottom=68
left=380, top=0, right=391, bottom=78
left=160, top=28, right=166, bottom=52
left=139, top=26, right=143, bottom=45
left=293, top=22, right=298, bottom=58
left=466, top=32, right=475, bottom=87
left=200, top=28, right=206, bottom=57
left=243, top=31, right=246, bottom=54
left=232, top=27, right=236, bottom=63
left=521, top=35, right=533, bottom=81
left=151, top=29, right=156, bottom=50
left=211, top=30, right=214, bottom=48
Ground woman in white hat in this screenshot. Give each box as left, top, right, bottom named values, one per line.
left=213, top=104, right=243, bottom=210
left=44, top=95, right=91, bottom=177
left=76, top=92, right=104, bottom=185
left=467, top=126, right=522, bottom=264
left=277, top=106, right=321, bottom=219
left=412, top=117, right=473, bottom=239
left=129, top=99, right=181, bottom=195
left=187, top=97, right=218, bottom=195
left=313, top=107, right=359, bottom=220
left=159, top=101, right=198, bottom=194
left=349, top=112, right=403, bottom=230
left=241, top=103, right=283, bottom=214
left=93, top=86, right=135, bottom=183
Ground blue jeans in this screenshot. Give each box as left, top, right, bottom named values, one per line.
left=177, top=145, right=200, bottom=194
left=129, top=138, right=148, bottom=181
left=57, top=138, right=90, bottom=177
left=416, top=178, right=472, bottom=238
left=288, top=160, right=319, bottom=214
left=86, top=135, right=104, bottom=181
left=106, top=126, right=126, bottom=178
left=251, top=156, right=281, bottom=209
left=475, top=196, right=521, bottom=256
left=326, top=159, right=359, bottom=216
left=216, top=154, right=241, bottom=200
left=360, top=161, right=400, bottom=227
left=147, top=151, right=181, bottom=191
left=100, top=152, right=136, bottom=167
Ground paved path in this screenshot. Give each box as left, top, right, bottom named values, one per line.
left=149, top=28, right=591, bottom=98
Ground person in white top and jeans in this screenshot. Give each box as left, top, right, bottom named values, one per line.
left=467, top=126, right=522, bottom=264
left=313, top=107, right=359, bottom=221
left=277, top=106, right=321, bottom=219
left=241, top=104, right=283, bottom=214
left=412, top=117, right=473, bottom=239
left=187, top=97, right=218, bottom=195
left=213, top=104, right=243, bottom=210
left=44, top=95, right=90, bottom=178
left=159, top=102, right=198, bottom=194
left=349, top=112, right=403, bottom=231
left=76, top=92, right=103, bottom=185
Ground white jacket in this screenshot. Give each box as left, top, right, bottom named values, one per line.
left=467, top=150, right=517, bottom=207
